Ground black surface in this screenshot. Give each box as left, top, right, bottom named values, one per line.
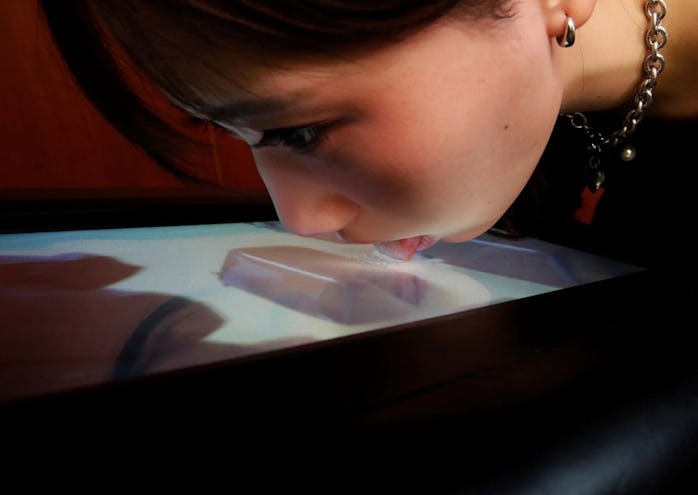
left=0, top=189, right=277, bottom=233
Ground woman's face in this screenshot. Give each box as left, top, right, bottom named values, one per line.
left=194, top=3, right=562, bottom=249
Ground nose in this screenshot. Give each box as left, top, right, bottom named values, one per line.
left=263, top=173, right=360, bottom=238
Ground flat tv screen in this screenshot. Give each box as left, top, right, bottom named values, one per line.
left=0, top=215, right=642, bottom=405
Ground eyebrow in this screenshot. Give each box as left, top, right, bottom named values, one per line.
left=204, top=92, right=314, bottom=123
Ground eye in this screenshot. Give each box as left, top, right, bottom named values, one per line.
left=253, top=123, right=328, bottom=153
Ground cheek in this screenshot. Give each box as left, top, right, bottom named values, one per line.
left=348, top=71, right=560, bottom=236
left=439, top=41, right=561, bottom=217
left=320, top=131, right=435, bottom=211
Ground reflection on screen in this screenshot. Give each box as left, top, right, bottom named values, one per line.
left=221, top=245, right=443, bottom=324
left=0, top=221, right=642, bottom=403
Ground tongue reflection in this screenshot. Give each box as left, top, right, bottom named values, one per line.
left=374, top=236, right=432, bottom=261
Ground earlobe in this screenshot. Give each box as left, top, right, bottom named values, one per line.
left=541, top=0, right=597, bottom=43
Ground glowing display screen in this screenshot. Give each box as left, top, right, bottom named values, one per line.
left=0, top=221, right=641, bottom=403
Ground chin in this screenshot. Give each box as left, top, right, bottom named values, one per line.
left=440, top=223, right=496, bottom=244
left=441, top=234, right=477, bottom=244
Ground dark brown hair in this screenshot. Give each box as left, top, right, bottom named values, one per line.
left=40, top=0, right=512, bottom=180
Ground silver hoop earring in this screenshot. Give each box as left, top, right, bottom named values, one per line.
left=557, top=16, right=576, bottom=48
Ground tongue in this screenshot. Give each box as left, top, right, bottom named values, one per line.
left=374, top=237, right=423, bottom=261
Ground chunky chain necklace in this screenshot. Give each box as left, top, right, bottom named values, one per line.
left=565, top=0, right=668, bottom=192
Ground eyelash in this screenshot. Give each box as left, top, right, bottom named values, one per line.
left=252, top=123, right=329, bottom=153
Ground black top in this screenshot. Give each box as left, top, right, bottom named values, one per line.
left=500, top=112, right=698, bottom=271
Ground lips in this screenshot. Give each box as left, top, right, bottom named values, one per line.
left=374, top=236, right=435, bottom=261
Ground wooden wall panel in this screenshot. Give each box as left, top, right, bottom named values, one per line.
left=0, top=0, right=265, bottom=192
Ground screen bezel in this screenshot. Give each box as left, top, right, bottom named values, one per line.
left=0, top=187, right=277, bottom=234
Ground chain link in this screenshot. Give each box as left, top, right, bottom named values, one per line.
left=565, top=0, right=667, bottom=155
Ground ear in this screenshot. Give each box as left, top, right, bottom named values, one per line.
left=541, top=0, right=597, bottom=41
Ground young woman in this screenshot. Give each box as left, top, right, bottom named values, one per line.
left=41, top=1, right=697, bottom=267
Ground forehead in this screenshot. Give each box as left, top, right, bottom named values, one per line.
left=177, top=61, right=359, bottom=126
left=166, top=17, right=486, bottom=121
left=156, top=42, right=366, bottom=119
